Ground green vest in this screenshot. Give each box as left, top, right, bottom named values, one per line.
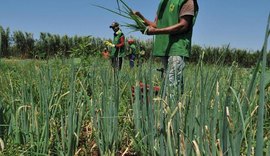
left=112, top=30, right=125, bottom=57
left=129, top=44, right=136, bottom=55
left=153, top=0, right=197, bottom=57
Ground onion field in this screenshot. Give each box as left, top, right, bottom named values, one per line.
left=0, top=52, right=270, bottom=156
left=0, top=5, right=269, bottom=156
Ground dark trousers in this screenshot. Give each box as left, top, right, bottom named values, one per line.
left=129, top=54, right=136, bottom=68
left=111, top=57, right=123, bottom=70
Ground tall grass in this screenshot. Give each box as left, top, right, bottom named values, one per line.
left=90, top=64, right=121, bottom=155
left=255, top=13, right=270, bottom=156
left=0, top=29, right=2, bottom=58
left=124, top=13, right=270, bottom=156
left=0, top=59, right=91, bottom=155
left=0, top=55, right=268, bottom=155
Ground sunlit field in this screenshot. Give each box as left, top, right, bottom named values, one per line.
left=0, top=4, right=269, bottom=155
left=0, top=55, right=269, bottom=155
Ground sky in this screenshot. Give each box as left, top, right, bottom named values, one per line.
left=0, top=0, right=269, bottom=51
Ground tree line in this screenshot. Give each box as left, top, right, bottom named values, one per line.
left=189, top=45, right=269, bottom=68
left=0, top=25, right=269, bottom=68
left=0, top=26, right=105, bottom=59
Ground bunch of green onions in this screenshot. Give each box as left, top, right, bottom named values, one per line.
left=93, top=0, right=147, bottom=32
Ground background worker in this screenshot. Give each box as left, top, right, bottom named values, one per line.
left=101, top=47, right=110, bottom=59
left=137, top=45, right=146, bottom=66
left=106, top=22, right=125, bottom=70
left=127, top=38, right=136, bottom=68
left=134, top=0, right=199, bottom=94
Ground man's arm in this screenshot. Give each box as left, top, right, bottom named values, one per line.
left=115, top=36, right=125, bottom=48
left=147, top=15, right=193, bottom=35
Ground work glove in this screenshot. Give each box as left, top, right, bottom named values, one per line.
left=104, top=41, right=115, bottom=47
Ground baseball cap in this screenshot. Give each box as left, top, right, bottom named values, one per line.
left=128, top=38, right=135, bottom=44
left=110, top=22, right=119, bottom=28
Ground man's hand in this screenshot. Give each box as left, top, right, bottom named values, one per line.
left=104, top=41, right=115, bottom=47
left=141, top=26, right=156, bottom=35
left=146, top=26, right=156, bottom=35
left=142, top=26, right=149, bottom=35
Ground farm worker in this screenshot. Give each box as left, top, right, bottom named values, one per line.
left=137, top=45, right=146, bottom=66
left=134, top=0, right=199, bottom=94
left=101, top=47, right=110, bottom=59
left=127, top=38, right=136, bottom=68
left=105, top=22, right=125, bottom=70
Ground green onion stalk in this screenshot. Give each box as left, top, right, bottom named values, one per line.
left=255, top=13, right=270, bottom=156
left=93, top=0, right=146, bottom=33
left=0, top=28, right=2, bottom=58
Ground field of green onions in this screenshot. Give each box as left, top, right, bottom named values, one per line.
left=0, top=50, right=270, bottom=156
left=0, top=4, right=269, bottom=155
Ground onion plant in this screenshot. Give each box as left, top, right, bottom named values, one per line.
left=255, top=13, right=270, bottom=156
left=93, top=0, right=146, bottom=32
left=0, top=28, right=2, bottom=58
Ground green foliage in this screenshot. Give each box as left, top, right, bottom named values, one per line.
left=69, top=40, right=91, bottom=58
left=0, top=54, right=270, bottom=155
left=0, top=27, right=2, bottom=57
left=94, top=0, right=146, bottom=32
left=0, top=26, right=10, bottom=57
left=255, top=13, right=270, bottom=156
left=13, top=31, right=35, bottom=58
left=0, top=13, right=269, bottom=156
left=0, top=24, right=269, bottom=68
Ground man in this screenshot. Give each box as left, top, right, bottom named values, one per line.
left=101, top=47, right=110, bottom=59
left=134, top=0, right=199, bottom=94
left=107, top=22, right=125, bottom=70
left=137, top=45, right=146, bottom=66
left=127, top=38, right=136, bottom=68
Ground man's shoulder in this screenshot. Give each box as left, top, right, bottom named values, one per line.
left=180, top=0, right=198, bottom=17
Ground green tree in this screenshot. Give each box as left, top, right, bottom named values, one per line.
left=13, top=30, right=26, bottom=57
left=0, top=27, right=2, bottom=57
left=0, top=26, right=10, bottom=57
left=25, top=32, right=35, bottom=58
